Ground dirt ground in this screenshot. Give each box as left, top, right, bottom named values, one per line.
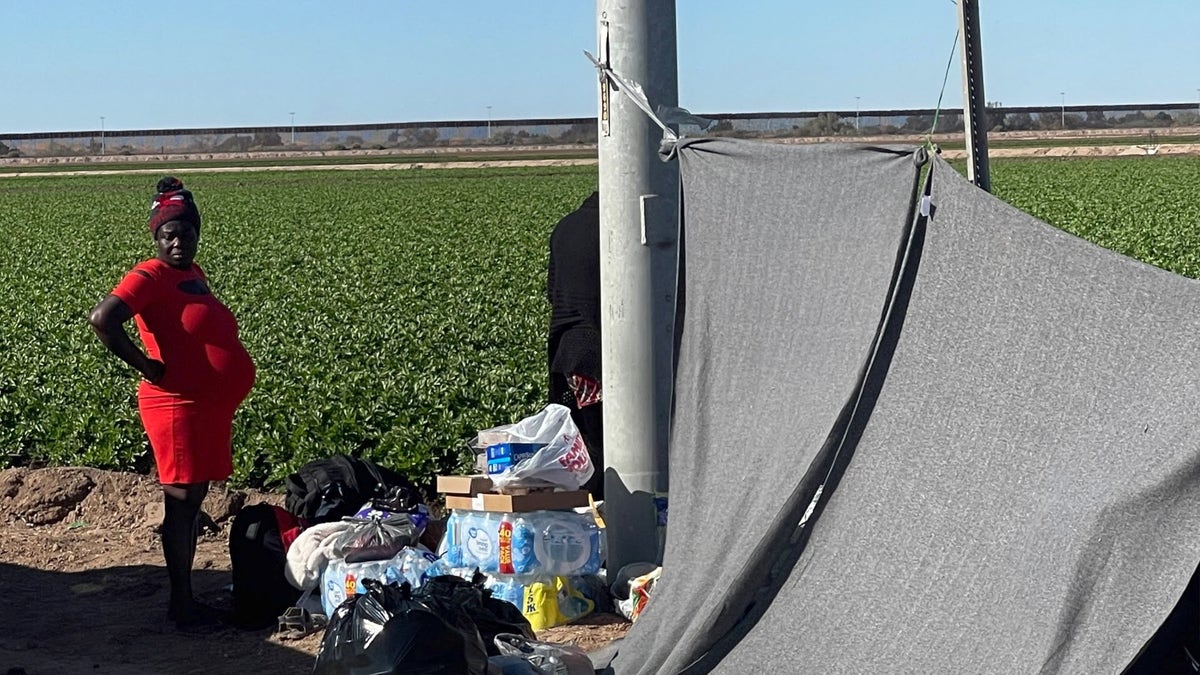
left=0, top=467, right=629, bottom=675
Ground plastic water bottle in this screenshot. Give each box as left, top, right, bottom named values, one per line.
left=459, top=511, right=501, bottom=572
left=321, top=558, right=348, bottom=617
left=488, top=575, right=527, bottom=611
left=510, top=515, right=537, bottom=575
left=516, top=511, right=602, bottom=576
left=444, top=510, right=464, bottom=566
left=383, top=547, right=438, bottom=587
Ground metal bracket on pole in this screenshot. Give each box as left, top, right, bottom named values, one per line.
left=640, top=194, right=652, bottom=246
left=639, top=194, right=675, bottom=246
left=598, top=19, right=612, bottom=137
left=585, top=50, right=677, bottom=142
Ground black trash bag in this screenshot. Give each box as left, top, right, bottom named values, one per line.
left=408, top=574, right=499, bottom=663
left=285, top=454, right=419, bottom=524
left=313, top=579, right=489, bottom=675
left=336, top=513, right=419, bottom=563
left=417, top=571, right=536, bottom=656
left=370, top=484, right=425, bottom=515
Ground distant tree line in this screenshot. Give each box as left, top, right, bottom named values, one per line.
left=982, top=104, right=1199, bottom=132
left=3, top=106, right=1198, bottom=158
left=702, top=106, right=1200, bottom=139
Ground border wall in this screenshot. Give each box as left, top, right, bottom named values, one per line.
left=2, top=103, right=1198, bottom=158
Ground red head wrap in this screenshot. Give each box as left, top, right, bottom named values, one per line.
left=148, top=176, right=201, bottom=235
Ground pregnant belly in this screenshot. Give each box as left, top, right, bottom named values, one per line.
left=206, top=343, right=256, bottom=398
left=147, top=343, right=256, bottom=401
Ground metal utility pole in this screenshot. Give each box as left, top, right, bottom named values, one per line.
left=596, top=0, right=679, bottom=574
left=956, top=0, right=991, bottom=191
left=486, top=105, right=492, bottom=139
left=100, top=116, right=106, bottom=156
left=855, top=96, right=861, bottom=131
left=290, top=112, right=296, bottom=144
left=1060, top=92, right=1066, bottom=128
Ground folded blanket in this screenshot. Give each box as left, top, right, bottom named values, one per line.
left=285, top=521, right=350, bottom=590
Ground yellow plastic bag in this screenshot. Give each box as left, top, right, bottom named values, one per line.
left=521, top=576, right=595, bottom=631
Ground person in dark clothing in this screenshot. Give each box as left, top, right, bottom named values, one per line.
left=547, top=191, right=604, bottom=498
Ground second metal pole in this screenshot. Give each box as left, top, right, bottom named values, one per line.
left=957, top=0, right=991, bottom=192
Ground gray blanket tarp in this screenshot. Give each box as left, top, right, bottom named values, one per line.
left=611, top=144, right=1200, bottom=674
left=610, top=138, right=924, bottom=674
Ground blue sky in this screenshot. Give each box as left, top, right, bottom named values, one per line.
left=3, top=1, right=1197, bottom=134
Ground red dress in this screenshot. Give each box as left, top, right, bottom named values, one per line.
left=111, top=259, right=256, bottom=484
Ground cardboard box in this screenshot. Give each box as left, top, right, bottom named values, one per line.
left=477, top=428, right=513, bottom=448
left=436, top=475, right=494, bottom=496
left=444, top=490, right=591, bottom=513
left=444, top=494, right=482, bottom=511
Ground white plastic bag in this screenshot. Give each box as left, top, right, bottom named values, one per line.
left=493, top=633, right=594, bottom=674
left=486, top=404, right=594, bottom=493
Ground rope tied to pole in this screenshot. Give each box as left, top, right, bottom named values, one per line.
left=927, top=26, right=962, bottom=151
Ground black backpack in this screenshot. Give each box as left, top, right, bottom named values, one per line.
left=284, top=454, right=417, bottom=524
left=229, top=503, right=302, bottom=630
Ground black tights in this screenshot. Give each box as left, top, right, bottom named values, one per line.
left=162, top=482, right=209, bottom=618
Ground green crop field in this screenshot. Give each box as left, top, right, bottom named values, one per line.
left=988, top=157, right=1200, bottom=279
left=1, top=155, right=1198, bottom=488
left=0, top=167, right=595, bottom=487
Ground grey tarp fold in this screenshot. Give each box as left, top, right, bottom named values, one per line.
left=612, top=145, right=1200, bottom=674
left=610, top=138, right=924, bottom=674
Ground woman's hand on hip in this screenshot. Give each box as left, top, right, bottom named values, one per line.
left=90, top=295, right=161, bottom=382
left=142, top=360, right=166, bottom=385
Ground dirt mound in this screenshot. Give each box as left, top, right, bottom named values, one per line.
left=0, top=467, right=279, bottom=577
left=0, top=467, right=628, bottom=673
left=1, top=467, right=97, bottom=525
left=1, top=466, right=265, bottom=531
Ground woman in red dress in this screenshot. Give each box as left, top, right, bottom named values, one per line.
left=90, top=177, right=255, bottom=629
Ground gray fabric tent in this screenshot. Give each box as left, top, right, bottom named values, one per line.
left=608, top=139, right=1200, bottom=674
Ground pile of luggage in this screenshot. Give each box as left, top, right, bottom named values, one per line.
left=226, top=452, right=596, bottom=673
left=227, top=454, right=428, bottom=631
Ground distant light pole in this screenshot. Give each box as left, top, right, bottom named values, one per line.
left=485, top=105, right=492, bottom=140
left=289, top=112, right=296, bottom=145
left=855, top=96, right=861, bottom=131
left=100, top=116, right=106, bottom=155
left=1196, top=88, right=1199, bottom=119
left=1060, top=91, right=1066, bottom=129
